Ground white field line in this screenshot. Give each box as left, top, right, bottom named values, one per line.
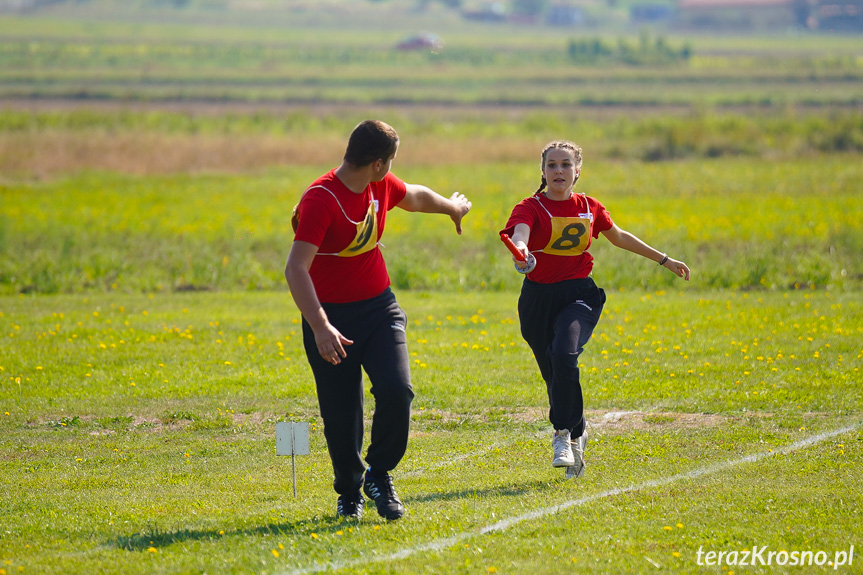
left=281, top=421, right=861, bottom=575
left=401, top=443, right=507, bottom=477
left=401, top=406, right=663, bottom=477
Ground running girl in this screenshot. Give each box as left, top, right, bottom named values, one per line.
left=500, top=140, right=690, bottom=479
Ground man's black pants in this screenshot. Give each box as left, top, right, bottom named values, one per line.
left=302, top=288, right=413, bottom=496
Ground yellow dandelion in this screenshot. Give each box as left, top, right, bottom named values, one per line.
left=271, top=549, right=279, bottom=558
left=373, top=525, right=381, bottom=531
left=310, top=533, right=318, bottom=539
left=663, top=526, right=673, bottom=531
left=487, top=568, right=497, bottom=574
left=672, top=551, right=681, bottom=557
left=147, top=547, right=157, bottom=553
left=676, top=523, right=683, bottom=528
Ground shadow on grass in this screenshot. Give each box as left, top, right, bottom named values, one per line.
left=112, top=479, right=551, bottom=551
left=112, top=515, right=355, bottom=552
left=404, top=478, right=553, bottom=505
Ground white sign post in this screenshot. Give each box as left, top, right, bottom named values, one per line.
left=276, top=421, right=310, bottom=497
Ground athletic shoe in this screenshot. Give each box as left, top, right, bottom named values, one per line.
left=363, top=469, right=405, bottom=520
left=552, top=429, right=575, bottom=467
left=565, top=430, right=588, bottom=480
left=336, top=491, right=364, bottom=519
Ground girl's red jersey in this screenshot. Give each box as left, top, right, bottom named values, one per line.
left=293, top=170, right=407, bottom=303
left=501, top=192, right=613, bottom=284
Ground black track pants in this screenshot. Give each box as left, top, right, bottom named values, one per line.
left=518, top=277, right=605, bottom=436
left=302, top=288, right=414, bottom=496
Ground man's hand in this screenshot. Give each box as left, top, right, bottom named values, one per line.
left=449, top=192, right=472, bottom=235
left=313, top=322, right=354, bottom=365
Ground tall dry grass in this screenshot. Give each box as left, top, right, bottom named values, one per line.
left=3, top=106, right=862, bottom=178
left=0, top=131, right=546, bottom=177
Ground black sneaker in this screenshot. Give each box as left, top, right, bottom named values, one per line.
left=363, top=469, right=405, bottom=520
left=336, top=491, right=364, bottom=519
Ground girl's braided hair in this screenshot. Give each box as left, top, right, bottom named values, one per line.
left=535, top=140, right=583, bottom=195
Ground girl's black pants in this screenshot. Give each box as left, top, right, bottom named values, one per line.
left=518, top=277, right=606, bottom=437
left=302, top=287, right=413, bottom=496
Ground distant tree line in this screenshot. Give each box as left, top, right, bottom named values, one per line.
left=568, top=32, right=692, bottom=66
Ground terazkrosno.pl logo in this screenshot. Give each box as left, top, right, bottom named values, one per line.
left=696, top=545, right=855, bottom=570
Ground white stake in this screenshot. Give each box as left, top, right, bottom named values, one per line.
left=276, top=421, right=310, bottom=497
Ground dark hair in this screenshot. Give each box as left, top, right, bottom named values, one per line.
left=535, top=140, right=583, bottom=194
left=343, top=120, right=399, bottom=167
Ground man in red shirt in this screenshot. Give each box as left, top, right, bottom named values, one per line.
left=285, top=120, right=471, bottom=520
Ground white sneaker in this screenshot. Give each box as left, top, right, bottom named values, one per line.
left=552, top=429, right=575, bottom=467
left=565, top=430, right=588, bottom=479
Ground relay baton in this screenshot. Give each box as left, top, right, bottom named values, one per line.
left=500, top=233, right=525, bottom=262
left=500, top=233, right=536, bottom=274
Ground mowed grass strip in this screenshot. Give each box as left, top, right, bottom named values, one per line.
left=1, top=290, right=860, bottom=573
left=2, top=10, right=861, bottom=107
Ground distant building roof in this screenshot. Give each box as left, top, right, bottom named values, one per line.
left=678, top=0, right=792, bottom=7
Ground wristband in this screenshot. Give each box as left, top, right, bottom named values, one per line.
left=658, top=254, right=669, bottom=266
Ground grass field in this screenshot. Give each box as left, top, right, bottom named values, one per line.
left=2, top=3, right=862, bottom=573
left=1, top=289, right=861, bottom=573
left=2, top=153, right=861, bottom=295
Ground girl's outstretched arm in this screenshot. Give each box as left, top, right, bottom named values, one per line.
left=601, top=224, right=690, bottom=281
left=510, top=223, right=533, bottom=271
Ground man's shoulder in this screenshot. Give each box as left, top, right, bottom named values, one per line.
left=306, top=168, right=340, bottom=190
left=377, top=171, right=405, bottom=189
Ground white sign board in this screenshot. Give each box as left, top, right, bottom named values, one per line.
left=276, top=421, right=311, bottom=498
left=276, top=422, right=310, bottom=455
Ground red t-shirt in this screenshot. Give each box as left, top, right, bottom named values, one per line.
left=501, top=192, right=613, bottom=284
left=293, top=169, right=407, bottom=303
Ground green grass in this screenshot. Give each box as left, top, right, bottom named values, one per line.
left=2, top=154, right=861, bottom=294
left=2, top=6, right=862, bottom=571
left=1, top=289, right=861, bottom=573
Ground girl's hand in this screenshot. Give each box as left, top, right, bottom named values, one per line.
left=663, top=258, right=691, bottom=281
left=513, top=241, right=531, bottom=270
